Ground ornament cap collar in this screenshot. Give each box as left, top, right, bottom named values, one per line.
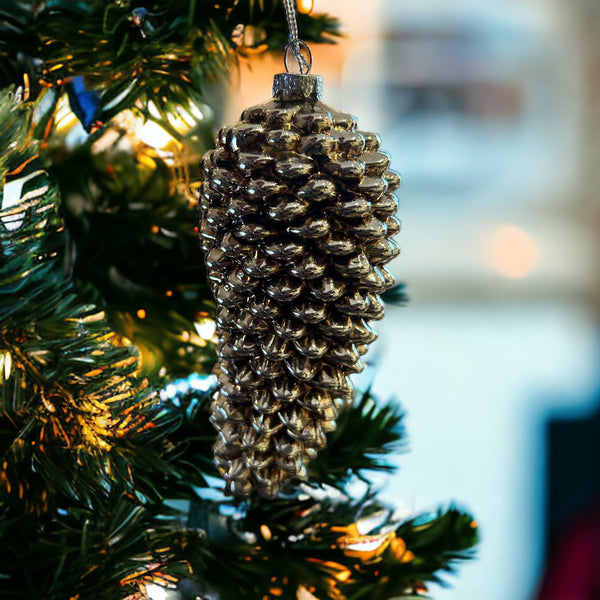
left=273, top=73, right=323, bottom=102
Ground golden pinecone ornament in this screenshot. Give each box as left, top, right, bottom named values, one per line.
left=199, top=73, right=400, bottom=498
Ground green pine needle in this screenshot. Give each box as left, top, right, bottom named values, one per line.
left=309, top=388, right=406, bottom=487
left=382, top=283, right=409, bottom=306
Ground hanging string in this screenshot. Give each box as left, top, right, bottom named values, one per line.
left=282, top=0, right=312, bottom=74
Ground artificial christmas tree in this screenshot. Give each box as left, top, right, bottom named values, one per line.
left=0, top=1, right=478, bottom=599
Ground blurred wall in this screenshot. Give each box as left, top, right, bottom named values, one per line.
left=224, top=1, right=600, bottom=598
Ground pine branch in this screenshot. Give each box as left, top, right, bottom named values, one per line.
left=394, top=508, right=480, bottom=584
left=309, top=388, right=406, bottom=487
left=146, top=379, right=219, bottom=493
left=0, top=145, right=151, bottom=510
left=0, top=88, right=36, bottom=181
left=382, top=282, right=409, bottom=306
left=49, top=125, right=217, bottom=383
left=154, top=379, right=407, bottom=497
left=182, top=491, right=477, bottom=600
left=0, top=2, right=42, bottom=98
left=0, top=93, right=214, bottom=598
left=228, top=0, right=341, bottom=50
left=0, top=0, right=341, bottom=123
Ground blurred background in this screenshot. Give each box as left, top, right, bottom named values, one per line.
left=226, top=0, right=600, bottom=598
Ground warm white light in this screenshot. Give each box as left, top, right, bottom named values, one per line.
left=134, top=100, right=205, bottom=149
left=167, top=104, right=203, bottom=133
left=54, top=97, right=80, bottom=133
left=344, top=538, right=388, bottom=553
left=194, top=319, right=217, bottom=340
left=52, top=95, right=88, bottom=148
left=137, top=119, right=173, bottom=149
left=356, top=509, right=389, bottom=535
left=297, top=585, right=319, bottom=600
left=488, top=225, right=540, bottom=279
left=145, top=583, right=170, bottom=600
left=297, top=0, right=314, bottom=14
left=1, top=352, right=12, bottom=380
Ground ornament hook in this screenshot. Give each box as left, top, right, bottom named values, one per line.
left=282, top=0, right=313, bottom=74
left=284, top=39, right=313, bottom=75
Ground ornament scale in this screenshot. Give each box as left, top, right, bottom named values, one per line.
left=198, top=67, right=400, bottom=498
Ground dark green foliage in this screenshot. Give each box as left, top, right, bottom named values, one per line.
left=0, top=0, right=339, bottom=382
left=0, top=0, right=340, bottom=125
left=49, top=121, right=217, bottom=382
left=0, top=95, right=175, bottom=597
left=309, top=389, right=406, bottom=487
left=186, top=490, right=478, bottom=600
left=396, top=509, right=479, bottom=584
left=382, top=282, right=409, bottom=306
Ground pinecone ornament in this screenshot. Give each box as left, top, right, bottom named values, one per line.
left=199, top=73, right=400, bottom=498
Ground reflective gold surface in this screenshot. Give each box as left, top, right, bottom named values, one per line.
left=199, top=84, right=399, bottom=498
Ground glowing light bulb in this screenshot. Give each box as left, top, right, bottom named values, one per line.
left=297, top=586, right=320, bottom=600
left=333, top=568, right=352, bottom=583
left=1, top=352, right=12, bottom=380
left=260, top=524, right=272, bottom=541
left=137, top=120, right=173, bottom=149
left=145, top=584, right=170, bottom=600
left=194, top=318, right=216, bottom=340
left=297, top=0, right=314, bottom=14
left=134, top=99, right=206, bottom=149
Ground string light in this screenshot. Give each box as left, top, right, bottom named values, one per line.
left=297, top=586, right=320, bottom=600
left=145, top=583, right=170, bottom=600
left=260, top=524, right=273, bottom=541
left=194, top=318, right=216, bottom=340
left=137, top=119, right=173, bottom=150
left=1, top=351, right=12, bottom=380
left=53, top=94, right=87, bottom=146
left=160, top=374, right=217, bottom=402
left=297, top=0, right=314, bottom=14
left=333, top=568, right=352, bottom=583
left=135, top=100, right=206, bottom=150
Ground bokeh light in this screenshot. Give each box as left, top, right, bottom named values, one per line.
left=297, top=0, right=314, bottom=15
left=488, top=225, right=541, bottom=279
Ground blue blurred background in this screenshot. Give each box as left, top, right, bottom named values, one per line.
left=226, top=1, right=600, bottom=597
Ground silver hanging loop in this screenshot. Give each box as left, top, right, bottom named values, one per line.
left=282, top=0, right=313, bottom=74
left=284, top=39, right=312, bottom=74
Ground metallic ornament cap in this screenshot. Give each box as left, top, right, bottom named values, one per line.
left=273, top=73, right=323, bottom=102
